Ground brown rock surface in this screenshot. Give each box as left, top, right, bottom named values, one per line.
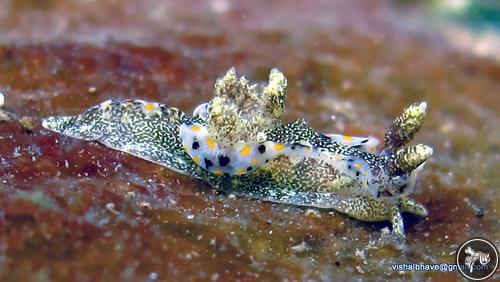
left=0, top=1, right=498, bottom=281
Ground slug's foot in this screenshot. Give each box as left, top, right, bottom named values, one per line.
left=400, top=196, right=428, bottom=217
left=390, top=206, right=406, bottom=240
left=390, top=197, right=428, bottom=240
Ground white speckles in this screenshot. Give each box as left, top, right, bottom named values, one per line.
left=106, top=202, right=120, bottom=215
left=147, top=272, right=158, bottom=281
left=0, top=92, right=4, bottom=108
left=355, top=248, right=367, bottom=263
left=419, top=101, right=427, bottom=112
left=13, top=146, right=21, bottom=158
left=78, top=124, right=93, bottom=133
left=185, top=251, right=200, bottom=260
left=120, top=112, right=131, bottom=124
left=304, top=209, right=321, bottom=218
left=291, top=241, right=309, bottom=253
left=187, top=214, right=194, bottom=220
left=210, top=273, right=220, bottom=281
left=356, top=265, right=366, bottom=274
left=100, top=99, right=112, bottom=110
left=256, top=131, right=267, bottom=142
left=209, top=238, right=217, bottom=246
left=139, top=201, right=152, bottom=209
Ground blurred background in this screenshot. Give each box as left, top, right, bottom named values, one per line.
left=0, top=0, right=498, bottom=281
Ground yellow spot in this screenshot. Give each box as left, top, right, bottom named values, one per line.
left=236, top=168, right=245, bottom=175
left=214, top=169, right=223, bottom=176
left=206, top=137, right=216, bottom=151
left=353, top=163, right=362, bottom=170
left=251, top=159, right=258, bottom=165
left=191, top=124, right=202, bottom=132
left=144, top=103, right=155, bottom=111
left=343, top=135, right=353, bottom=142
left=274, top=143, right=285, bottom=152
left=192, top=156, right=200, bottom=165
left=240, top=144, right=251, bottom=157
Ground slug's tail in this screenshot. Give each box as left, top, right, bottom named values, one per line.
left=42, top=115, right=98, bottom=140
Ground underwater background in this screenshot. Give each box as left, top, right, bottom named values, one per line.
left=0, top=0, right=498, bottom=281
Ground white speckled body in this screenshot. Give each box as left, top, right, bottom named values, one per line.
left=42, top=68, right=432, bottom=239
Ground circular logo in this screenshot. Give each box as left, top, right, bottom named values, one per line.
left=456, top=238, right=498, bottom=280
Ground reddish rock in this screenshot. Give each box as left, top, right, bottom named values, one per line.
left=0, top=1, right=498, bottom=281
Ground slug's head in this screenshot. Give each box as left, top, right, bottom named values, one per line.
left=382, top=101, right=428, bottom=155
left=378, top=102, right=433, bottom=198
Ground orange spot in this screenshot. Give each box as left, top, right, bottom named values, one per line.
left=274, top=143, right=285, bottom=152
left=144, top=103, right=155, bottom=111
left=343, top=135, right=353, bottom=142
left=240, top=144, right=251, bottom=157
left=251, top=159, right=258, bottom=165
left=206, top=138, right=216, bottom=151
left=214, top=170, right=223, bottom=176
left=192, top=156, right=200, bottom=165
left=191, top=124, right=202, bottom=132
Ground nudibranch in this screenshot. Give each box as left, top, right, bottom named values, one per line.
left=42, top=68, right=432, bottom=239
